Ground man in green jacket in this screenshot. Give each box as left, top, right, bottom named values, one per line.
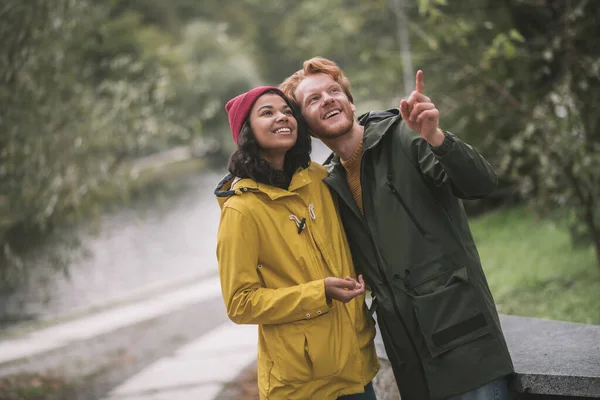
left=281, top=57, right=514, bottom=400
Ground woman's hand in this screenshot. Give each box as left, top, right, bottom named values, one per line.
left=324, top=275, right=366, bottom=303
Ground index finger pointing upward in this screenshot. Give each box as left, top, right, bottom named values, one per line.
left=416, top=70, right=425, bottom=93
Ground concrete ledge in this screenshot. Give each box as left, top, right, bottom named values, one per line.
left=502, top=315, right=600, bottom=398
left=375, top=314, right=600, bottom=399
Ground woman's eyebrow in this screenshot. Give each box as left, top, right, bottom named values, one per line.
left=257, top=104, right=273, bottom=112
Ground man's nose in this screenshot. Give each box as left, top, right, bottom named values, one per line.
left=322, top=92, right=334, bottom=105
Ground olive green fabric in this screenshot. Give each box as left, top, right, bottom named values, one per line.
left=323, top=110, right=514, bottom=400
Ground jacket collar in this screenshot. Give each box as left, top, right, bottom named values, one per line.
left=214, top=165, right=316, bottom=206
left=361, top=108, right=401, bottom=151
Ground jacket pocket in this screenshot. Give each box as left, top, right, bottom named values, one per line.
left=305, top=317, right=346, bottom=381
left=406, top=256, right=492, bottom=358
left=269, top=315, right=344, bottom=383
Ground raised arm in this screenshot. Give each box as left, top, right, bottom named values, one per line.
left=409, top=129, right=497, bottom=199
left=398, top=70, right=497, bottom=199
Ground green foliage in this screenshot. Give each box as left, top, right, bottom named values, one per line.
left=3, top=0, right=600, bottom=290
left=414, top=0, right=600, bottom=264
left=0, top=1, right=260, bottom=283
left=214, top=0, right=600, bottom=265
left=116, top=0, right=600, bottom=266
left=195, top=0, right=404, bottom=104
left=0, top=1, right=173, bottom=280
left=168, top=20, right=261, bottom=152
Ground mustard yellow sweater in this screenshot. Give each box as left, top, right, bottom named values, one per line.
left=341, top=140, right=364, bottom=215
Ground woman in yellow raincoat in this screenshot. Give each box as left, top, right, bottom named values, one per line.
left=215, top=86, right=379, bottom=399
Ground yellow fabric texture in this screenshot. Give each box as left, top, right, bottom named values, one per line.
left=216, top=162, right=379, bottom=399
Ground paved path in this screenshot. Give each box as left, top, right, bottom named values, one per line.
left=0, top=273, right=252, bottom=399
left=103, top=321, right=257, bottom=400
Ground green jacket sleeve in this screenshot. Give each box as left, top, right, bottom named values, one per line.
left=401, top=123, right=498, bottom=199
left=217, top=206, right=331, bottom=325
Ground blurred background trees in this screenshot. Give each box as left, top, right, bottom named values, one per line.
left=414, top=0, right=600, bottom=264
left=0, top=0, right=260, bottom=283
left=1, top=0, right=599, bottom=286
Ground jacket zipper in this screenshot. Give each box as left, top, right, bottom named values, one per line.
left=386, top=181, right=427, bottom=237
left=358, top=149, right=430, bottom=395
left=303, top=206, right=364, bottom=367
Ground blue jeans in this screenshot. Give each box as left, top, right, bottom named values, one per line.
left=448, top=378, right=508, bottom=400
left=337, top=382, right=377, bottom=399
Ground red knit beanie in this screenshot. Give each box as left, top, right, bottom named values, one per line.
left=225, top=86, right=286, bottom=144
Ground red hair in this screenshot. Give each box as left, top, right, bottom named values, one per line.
left=280, top=57, right=354, bottom=107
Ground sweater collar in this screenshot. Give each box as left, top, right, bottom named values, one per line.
left=340, top=137, right=363, bottom=171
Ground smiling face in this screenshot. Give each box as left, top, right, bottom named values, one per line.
left=294, top=73, right=356, bottom=140
left=248, top=93, right=298, bottom=165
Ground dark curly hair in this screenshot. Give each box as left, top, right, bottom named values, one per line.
left=227, top=91, right=311, bottom=189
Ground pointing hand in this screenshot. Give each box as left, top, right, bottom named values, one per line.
left=400, top=70, right=444, bottom=147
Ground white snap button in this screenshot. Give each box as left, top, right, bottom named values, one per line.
left=317, top=310, right=322, bottom=315
left=257, top=264, right=262, bottom=269
left=306, top=313, right=310, bottom=318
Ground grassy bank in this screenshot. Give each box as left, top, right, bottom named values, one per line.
left=471, top=206, right=600, bottom=325
left=0, top=374, right=74, bottom=400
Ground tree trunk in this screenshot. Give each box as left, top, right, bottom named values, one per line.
left=582, top=204, right=600, bottom=267
left=560, top=161, right=600, bottom=267
left=591, top=228, right=600, bottom=267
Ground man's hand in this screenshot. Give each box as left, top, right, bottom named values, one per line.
left=400, top=70, right=445, bottom=147
left=324, top=275, right=366, bottom=303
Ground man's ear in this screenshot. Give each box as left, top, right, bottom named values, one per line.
left=351, top=103, right=356, bottom=113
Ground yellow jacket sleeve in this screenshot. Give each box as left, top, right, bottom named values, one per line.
left=217, top=207, right=331, bottom=325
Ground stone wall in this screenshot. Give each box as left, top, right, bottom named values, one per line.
left=373, top=314, right=600, bottom=399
